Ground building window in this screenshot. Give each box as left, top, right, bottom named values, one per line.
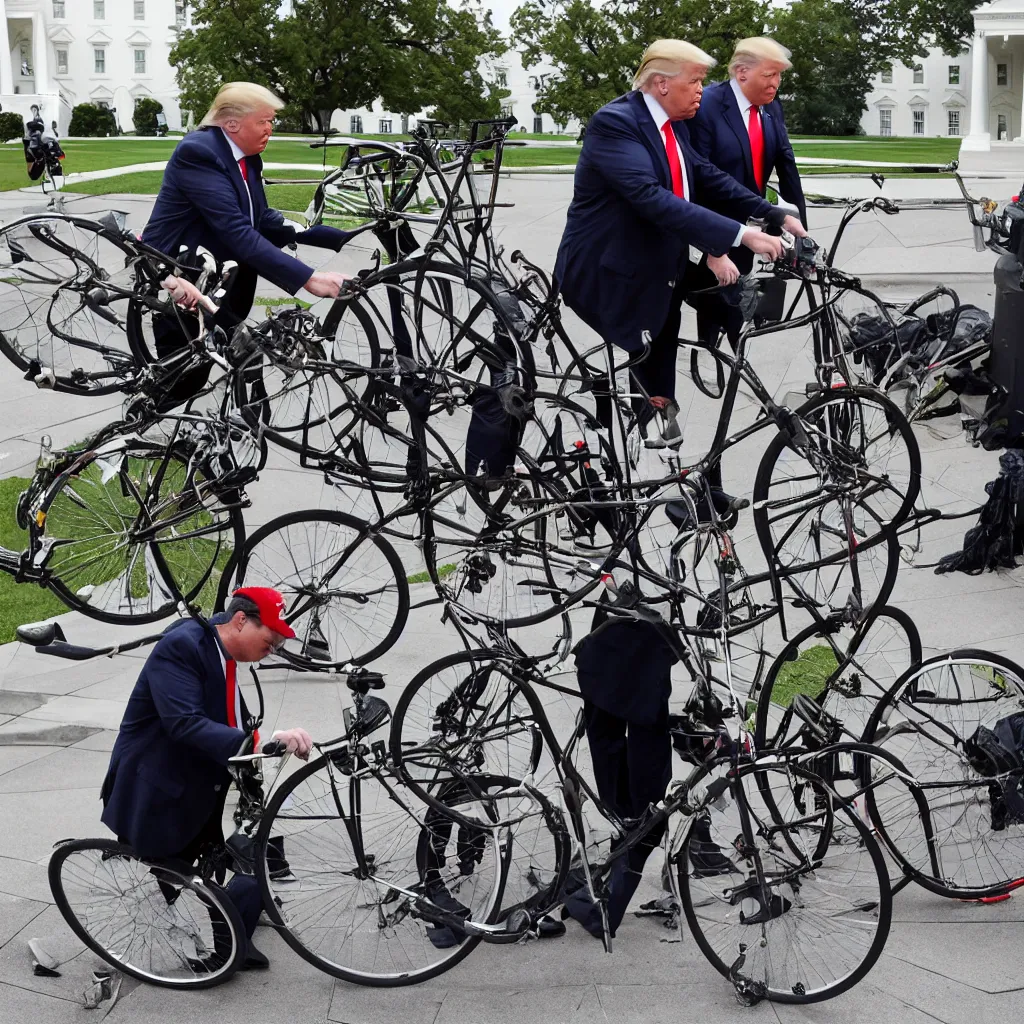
left=879, top=109, right=892, bottom=136
left=913, top=109, right=924, bottom=135
left=999, top=113, right=1008, bottom=140
left=400, top=114, right=409, bottom=133
left=175, top=2, right=186, bottom=29
left=350, top=115, right=363, bottom=133
left=56, top=48, right=68, bottom=75
left=94, top=48, right=106, bottom=74
left=94, top=0, right=105, bottom=18
left=496, top=69, right=508, bottom=88
left=912, top=65, right=924, bottom=84
left=533, top=114, right=543, bottom=133
left=998, top=63, right=1009, bottom=87
left=948, top=109, right=961, bottom=136
left=500, top=104, right=513, bottom=118
left=96, top=100, right=110, bottom=110
left=134, top=0, right=145, bottom=18
left=53, top=0, right=65, bottom=17
left=19, top=44, right=32, bottom=76
left=134, top=49, right=146, bottom=74
left=378, top=118, right=392, bottom=133
left=880, top=64, right=892, bottom=84
left=948, top=65, right=960, bottom=85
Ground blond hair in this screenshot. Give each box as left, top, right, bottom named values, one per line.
left=200, top=82, right=284, bottom=127
left=633, top=39, right=716, bottom=90
left=728, top=38, right=792, bottom=77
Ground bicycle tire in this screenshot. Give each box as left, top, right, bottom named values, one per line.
left=49, top=838, right=244, bottom=989
left=254, top=754, right=504, bottom=986
left=215, top=509, right=410, bottom=668
left=0, top=214, right=142, bottom=394
left=390, top=650, right=545, bottom=811
left=678, top=760, right=892, bottom=1003
left=859, top=649, right=1024, bottom=899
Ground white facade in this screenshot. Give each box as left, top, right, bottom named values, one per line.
left=1, top=0, right=189, bottom=136
left=861, top=47, right=972, bottom=139
left=334, top=50, right=580, bottom=138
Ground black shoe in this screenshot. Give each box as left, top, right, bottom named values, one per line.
left=689, top=843, right=739, bottom=877
left=666, top=490, right=748, bottom=531
left=243, top=943, right=270, bottom=970
left=536, top=914, right=566, bottom=938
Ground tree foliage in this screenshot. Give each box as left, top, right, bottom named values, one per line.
left=0, top=111, right=24, bottom=142
left=132, top=97, right=165, bottom=135
left=68, top=103, right=117, bottom=137
left=511, top=0, right=983, bottom=133
left=171, top=0, right=506, bottom=131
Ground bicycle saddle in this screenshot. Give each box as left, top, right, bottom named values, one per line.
left=16, top=621, right=65, bottom=646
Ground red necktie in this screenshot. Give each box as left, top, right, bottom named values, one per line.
left=661, top=120, right=685, bottom=199
left=748, top=105, right=765, bottom=191
left=225, top=659, right=259, bottom=747
left=238, top=157, right=248, bottom=182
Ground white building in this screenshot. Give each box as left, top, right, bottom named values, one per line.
left=861, top=47, right=972, bottom=139
left=335, top=50, right=580, bottom=138
left=0, top=0, right=189, bottom=136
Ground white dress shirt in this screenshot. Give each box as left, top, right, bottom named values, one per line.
left=221, top=128, right=254, bottom=226
left=640, top=91, right=746, bottom=250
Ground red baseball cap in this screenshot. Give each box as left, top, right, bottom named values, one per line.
left=233, top=587, right=296, bottom=639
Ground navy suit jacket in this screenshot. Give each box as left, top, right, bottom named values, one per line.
left=554, top=90, right=776, bottom=353
left=688, top=82, right=807, bottom=274
left=100, top=618, right=248, bottom=859
left=142, top=126, right=314, bottom=301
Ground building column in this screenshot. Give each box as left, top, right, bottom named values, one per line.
left=31, top=12, right=48, bottom=98
left=962, top=29, right=991, bottom=151
left=0, top=17, right=13, bottom=95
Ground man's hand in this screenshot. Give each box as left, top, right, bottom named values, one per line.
left=303, top=270, right=351, bottom=298
left=742, top=230, right=785, bottom=260
left=649, top=396, right=672, bottom=410
left=271, top=727, right=313, bottom=760
left=707, top=253, right=740, bottom=286
left=161, top=275, right=218, bottom=314
left=782, top=215, right=807, bottom=238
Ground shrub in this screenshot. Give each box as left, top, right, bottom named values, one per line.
left=132, top=97, right=164, bottom=136
left=0, top=111, right=24, bottom=142
left=68, top=103, right=117, bottom=137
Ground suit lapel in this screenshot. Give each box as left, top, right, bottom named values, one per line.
left=628, top=90, right=672, bottom=189
left=721, top=85, right=756, bottom=189
left=209, top=127, right=253, bottom=219
left=761, top=102, right=777, bottom=173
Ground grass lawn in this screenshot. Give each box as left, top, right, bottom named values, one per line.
left=770, top=644, right=840, bottom=708
left=0, top=477, right=66, bottom=644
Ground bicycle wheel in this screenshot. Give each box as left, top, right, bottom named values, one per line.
left=216, top=509, right=409, bottom=668
left=36, top=441, right=243, bottom=623
left=236, top=301, right=382, bottom=459
left=754, top=387, right=920, bottom=550
left=49, top=839, right=244, bottom=988
left=860, top=650, right=1024, bottom=898
left=753, top=606, right=922, bottom=753
left=677, top=760, right=891, bottom=1004
left=0, top=214, right=142, bottom=394
left=254, top=754, right=505, bottom=986
left=390, top=650, right=544, bottom=806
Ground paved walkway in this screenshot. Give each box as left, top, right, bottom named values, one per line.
left=0, top=183, right=1021, bottom=1023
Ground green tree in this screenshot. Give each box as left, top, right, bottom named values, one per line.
left=68, top=103, right=117, bottom=137
left=132, top=97, right=164, bottom=135
left=171, top=0, right=506, bottom=133
left=769, top=0, right=873, bottom=135
left=0, top=111, right=24, bottom=142
left=510, top=0, right=768, bottom=127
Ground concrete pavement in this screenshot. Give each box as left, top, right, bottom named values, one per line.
left=0, top=178, right=1021, bottom=1022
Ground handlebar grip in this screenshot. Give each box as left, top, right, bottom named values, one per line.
left=261, top=739, right=287, bottom=756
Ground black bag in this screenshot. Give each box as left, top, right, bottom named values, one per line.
left=965, top=712, right=1024, bottom=830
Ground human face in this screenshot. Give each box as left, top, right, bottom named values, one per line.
left=221, top=612, right=286, bottom=662
left=224, top=104, right=276, bottom=156
left=655, top=64, right=708, bottom=121
left=736, top=60, right=788, bottom=107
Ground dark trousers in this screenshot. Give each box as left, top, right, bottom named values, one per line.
left=696, top=296, right=744, bottom=352
left=582, top=700, right=672, bottom=874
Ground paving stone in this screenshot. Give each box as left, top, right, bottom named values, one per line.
left=0, top=746, right=110, bottom=794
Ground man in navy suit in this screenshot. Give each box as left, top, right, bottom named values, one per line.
left=143, top=82, right=351, bottom=369
left=688, top=38, right=807, bottom=352
left=100, top=588, right=313, bottom=970
left=555, top=39, right=806, bottom=442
